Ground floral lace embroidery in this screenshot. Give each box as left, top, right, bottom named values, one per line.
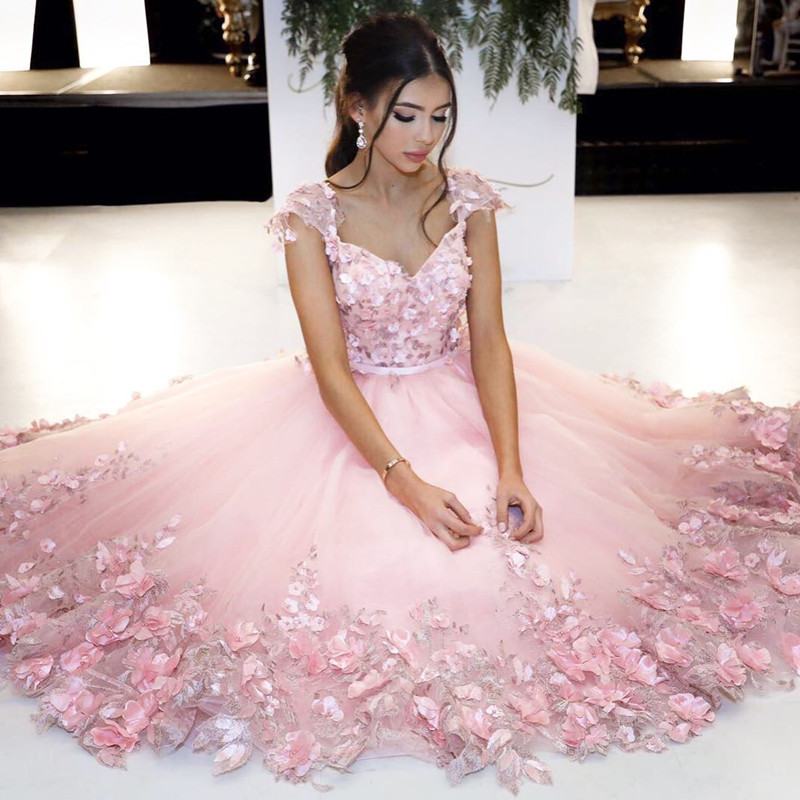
left=267, top=166, right=511, bottom=374
left=1, top=381, right=798, bottom=793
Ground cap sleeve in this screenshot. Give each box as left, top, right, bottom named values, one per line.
left=266, top=182, right=335, bottom=254
left=446, top=166, right=513, bottom=225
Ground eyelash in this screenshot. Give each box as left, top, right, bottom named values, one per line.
left=392, top=112, right=449, bottom=124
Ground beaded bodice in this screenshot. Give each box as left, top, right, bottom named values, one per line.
left=267, top=166, right=510, bottom=374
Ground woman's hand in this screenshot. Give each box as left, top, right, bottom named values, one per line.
left=496, top=472, right=544, bottom=544
left=385, top=463, right=483, bottom=551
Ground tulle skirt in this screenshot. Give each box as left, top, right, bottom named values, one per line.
left=1, top=341, right=798, bottom=791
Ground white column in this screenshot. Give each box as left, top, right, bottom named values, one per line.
left=682, top=0, right=739, bottom=61
left=72, top=0, right=151, bottom=68
left=0, top=0, right=37, bottom=71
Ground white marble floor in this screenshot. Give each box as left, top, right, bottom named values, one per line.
left=1, top=191, right=800, bottom=798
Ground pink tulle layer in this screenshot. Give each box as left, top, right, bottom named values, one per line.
left=1, top=341, right=799, bottom=792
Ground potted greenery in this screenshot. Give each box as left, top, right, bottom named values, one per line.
left=278, top=0, right=581, bottom=112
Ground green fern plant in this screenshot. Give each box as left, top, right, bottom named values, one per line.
left=279, top=0, right=582, bottom=113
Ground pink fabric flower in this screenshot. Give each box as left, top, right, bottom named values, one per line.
left=288, top=631, right=327, bottom=675
left=631, top=581, right=674, bottom=611
left=384, top=628, right=422, bottom=670
left=703, top=548, right=748, bottom=581
left=347, top=669, right=389, bottom=699
left=461, top=706, right=493, bottom=740
left=549, top=635, right=612, bottom=683
left=719, top=589, right=765, bottom=630
left=655, top=625, right=693, bottom=667
left=597, top=626, right=641, bottom=657
left=562, top=703, right=600, bottom=747
left=667, top=693, right=715, bottom=733
left=311, top=695, right=344, bottom=722
left=749, top=411, right=790, bottom=449
left=583, top=682, right=634, bottom=714
left=226, top=620, right=260, bottom=652
left=584, top=723, right=611, bottom=750
left=114, top=559, right=155, bottom=598
left=48, top=676, right=103, bottom=731
left=665, top=721, right=692, bottom=743
left=551, top=673, right=582, bottom=702
left=780, top=633, right=800, bottom=674
left=142, top=606, right=172, bottom=637
left=95, top=541, right=112, bottom=573
left=412, top=695, right=442, bottom=730
left=767, top=566, right=800, bottom=596
left=508, top=687, right=551, bottom=726
left=1, top=573, right=42, bottom=605
left=716, top=643, right=747, bottom=686
left=13, top=654, right=54, bottom=691
left=118, top=694, right=159, bottom=735
left=85, top=602, right=133, bottom=646
left=676, top=605, right=720, bottom=633
left=754, top=452, right=795, bottom=478
left=241, top=654, right=273, bottom=702
left=326, top=629, right=365, bottom=673
left=123, top=646, right=182, bottom=691
left=89, top=720, right=139, bottom=752
left=60, top=641, right=103, bottom=674
left=272, top=730, right=320, bottom=778
left=8, top=610, right=48, bottom=645
left=454, top=682, right=484, bottom=701
left=736, top=642, right=771, bottom=672
left=614, top=649, right=662, bottom=686
left=566, top=702, right=599, bottom=730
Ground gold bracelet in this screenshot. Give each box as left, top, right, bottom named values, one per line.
left=381, top=455, right=409, bottom=483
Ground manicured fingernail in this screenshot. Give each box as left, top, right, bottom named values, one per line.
left=498, top=521, right=507, bottom=533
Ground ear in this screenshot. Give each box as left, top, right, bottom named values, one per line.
left=346, top=94, right=365, bottom=125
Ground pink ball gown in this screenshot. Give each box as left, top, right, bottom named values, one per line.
left=1, top=166, right=799, bottom=792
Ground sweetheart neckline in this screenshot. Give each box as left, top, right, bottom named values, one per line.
left=318, top=177, right=462, bottom=281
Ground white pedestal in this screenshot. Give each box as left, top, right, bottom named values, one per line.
left=72, top=0, right=151, bottom=68
left=0, top=1, right=37, bottom=71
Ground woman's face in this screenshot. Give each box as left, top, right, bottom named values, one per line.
left=356, top=73, right=452, bottom=174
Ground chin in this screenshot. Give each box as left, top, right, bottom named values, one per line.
left=396, top=158, right=426, bottom=174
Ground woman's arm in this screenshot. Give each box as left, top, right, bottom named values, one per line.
left=464, top=209, right=544, bottom=542
left=282, top=213, right=482, bottom=550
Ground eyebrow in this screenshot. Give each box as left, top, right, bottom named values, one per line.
left=394, top=102, right=451, bottom=111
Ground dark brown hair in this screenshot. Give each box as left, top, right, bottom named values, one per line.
left=324, top=12, right=458, bottom=246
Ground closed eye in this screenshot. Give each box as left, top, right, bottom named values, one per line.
left=392, top=112, right=449, bottom=124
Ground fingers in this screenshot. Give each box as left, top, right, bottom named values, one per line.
left=511, top=498, right=536, bottom=541
left=444, top=507, right=483, bottom=538
left=444, top=495, right=482, bottom=538
left=520, top=504, right=545, bottom=544
left=435, top=524, right=470, bottom=551
left=445, top=494, right=479, bottom=528
left=495, top=492, right=509, bottom=533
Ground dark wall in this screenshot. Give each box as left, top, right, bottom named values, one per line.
left=639, top=0, right=686, bottom=59
left=145, top=0, right=225, bottom=63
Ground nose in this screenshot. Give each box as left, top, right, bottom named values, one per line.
left=416, top=118, right=435, bottom=146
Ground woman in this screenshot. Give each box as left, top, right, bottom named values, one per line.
left=1, top=12, right=799, bottom=792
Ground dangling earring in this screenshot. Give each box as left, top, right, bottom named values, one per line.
left=356, top=108, right=367, bottom=149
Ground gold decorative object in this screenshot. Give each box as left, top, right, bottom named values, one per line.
left=215, top=0, right=261, bottom=78
left=594, top=0, right=651, bottom=65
